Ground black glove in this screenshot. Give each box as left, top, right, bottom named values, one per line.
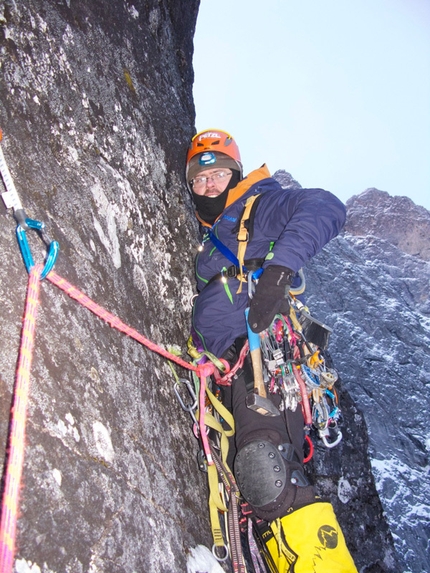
left=248, top=265, right=295, bottom=333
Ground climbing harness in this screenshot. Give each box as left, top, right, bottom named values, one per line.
left=184, top=268, right=343, bottom=571
left=206, top=194, right=263, bottom=294
left=235, top=194, right=261, bottom=292
left=184, top=299, right=343, bottom=572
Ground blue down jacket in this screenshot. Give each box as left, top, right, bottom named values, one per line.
left=192, top=165, right=346, bottom=357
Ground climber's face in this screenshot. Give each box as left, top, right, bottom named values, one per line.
left=190, top=168, right=233, bottom=197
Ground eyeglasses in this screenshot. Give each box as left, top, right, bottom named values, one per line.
left=191, top=170, right=232, bottom=190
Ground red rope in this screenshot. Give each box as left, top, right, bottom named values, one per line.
left=44, top=272, right=219, bottom=467
left=213, top=341, right=249, bottom=386
left=46, top=271, right=198, bottom=373
left=292, top=364, right=313, bottom=426
left=0, top=269, right=221, bottom=570
left=0, top=265, right=42, bottom=573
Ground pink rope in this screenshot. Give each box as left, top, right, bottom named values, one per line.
left=0, top=265, right=42, bottom=573
left=46, top=271, right=198, bottom=373
left=45, top=272, right=222, bottom=465
left=45, top=272, right=218, bottom=469
left=198, top=374, right=213, bottom=465
left=0, top=268, right=222, bottom=569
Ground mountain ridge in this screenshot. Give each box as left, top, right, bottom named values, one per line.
left=345, top=187, right=430, bottom=262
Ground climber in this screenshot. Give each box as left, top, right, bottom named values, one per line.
left=186, top=129, right=357, bottom=572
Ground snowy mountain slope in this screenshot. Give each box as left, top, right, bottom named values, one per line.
left=301, top=188, right=430, bottom=573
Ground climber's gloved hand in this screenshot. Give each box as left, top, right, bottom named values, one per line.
left=248, top=265, right=295, bottom=333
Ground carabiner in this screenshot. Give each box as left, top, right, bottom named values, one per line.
left=173, top=378, right=198, bottom=413
left=319, top=426, right=343, bottom=448
left=16, top=217, right=60, bottom=279
left=212, top=543, right=229, bottom=562
left=247, top=268, right=262, bottom=299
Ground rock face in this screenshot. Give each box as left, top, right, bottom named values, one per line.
left=270, top=169, right=302, bottom=189
left=301, top=188, right=430, bottom=573
left=0, top=2, right=205, bottom=572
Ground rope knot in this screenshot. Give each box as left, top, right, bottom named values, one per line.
left=196, top=362, right=216, bottom=378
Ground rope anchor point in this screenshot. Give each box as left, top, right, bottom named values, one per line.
left=16, top=218, right=60, bottom=280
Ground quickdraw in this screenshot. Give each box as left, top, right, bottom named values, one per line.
left=16, top=218, right=60, bottom=279
left=0, top=128, right=26, bottom=225
left=0, top=129, right=60, bottom=279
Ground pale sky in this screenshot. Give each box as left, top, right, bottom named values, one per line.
left=192, top=0, right=430, bottom=210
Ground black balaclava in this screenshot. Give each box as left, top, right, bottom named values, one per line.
left=192, top=170, right=241, bottom=225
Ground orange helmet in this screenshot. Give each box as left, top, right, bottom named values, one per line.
left=186, top=129, right=243, bottom=185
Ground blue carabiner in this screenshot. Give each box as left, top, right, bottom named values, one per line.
left=16, top=218, right=60, bottom=279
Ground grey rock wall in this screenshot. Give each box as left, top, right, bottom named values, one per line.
left=0, top=2, right=207, bottom=572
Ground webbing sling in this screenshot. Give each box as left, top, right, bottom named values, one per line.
left=236, top=194, right=260, bottom=293
left=199, top=386, right=240, bottom=564
left=208, top=229, right=241, bottom=268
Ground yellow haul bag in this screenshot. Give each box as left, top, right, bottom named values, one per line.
left=266, top=502, right=358, bottom=573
